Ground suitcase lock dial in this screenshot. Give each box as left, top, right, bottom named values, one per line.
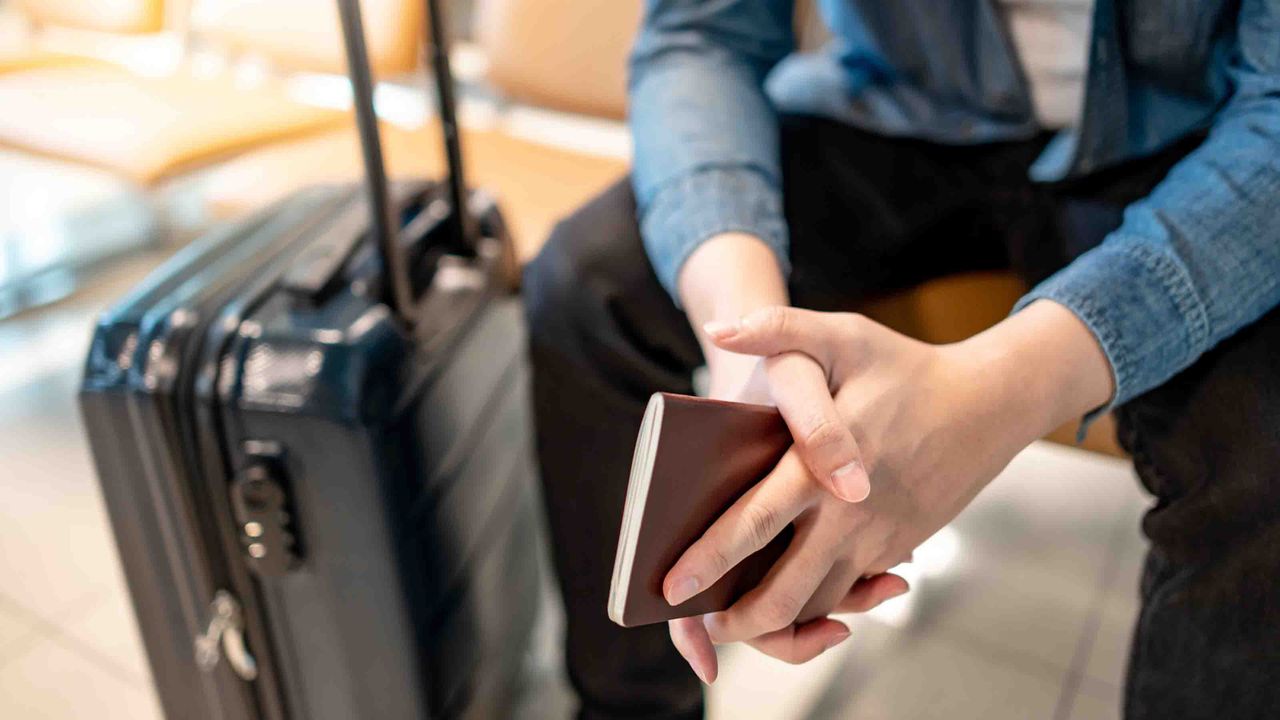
left=230, top=447, right=301, bottom=576
left=194, top=591, right=259, bottom=681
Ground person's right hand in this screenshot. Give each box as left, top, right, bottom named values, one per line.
left=668, top=234, right=904, bottom=685
left=670, top=347, right=907, bottom=684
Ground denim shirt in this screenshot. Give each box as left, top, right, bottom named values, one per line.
left=629, top=0, right=1280, bottom=412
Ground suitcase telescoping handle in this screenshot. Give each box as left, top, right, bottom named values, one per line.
left=335, top=0, right=475, bottom=325
left=422, top=0, right=478, bottom=252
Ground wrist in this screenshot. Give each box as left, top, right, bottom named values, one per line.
left=678, top=233, right=789, bottom=398
left=677, top=232, right=789, bottom=317
left=957, top=300, right=1115, bottom=445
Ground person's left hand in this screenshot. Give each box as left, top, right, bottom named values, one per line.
left=665, top=302, right=1114, bottom=682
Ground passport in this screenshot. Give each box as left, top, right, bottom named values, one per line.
left=608, top=393, right=793, bottom=627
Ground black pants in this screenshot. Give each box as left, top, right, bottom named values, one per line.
left=523, top=116, right=1280, bottom=720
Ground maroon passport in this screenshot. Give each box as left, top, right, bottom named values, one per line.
left=608, top=393, right=793, bottom=627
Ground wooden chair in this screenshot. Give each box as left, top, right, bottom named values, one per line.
left=0, top=0, right=425, bottom=185
left=0, top=0, right=165, bottom=73
left=198, top=0, right=635, bottom=261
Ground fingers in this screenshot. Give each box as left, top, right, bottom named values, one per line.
left=668, top=616, right=718, bottom=684
left=744, top=616, right=851, bottom=664
left=732, top=575, right=906, bottom=667
left=764, top=352, right=870, bottom=502
left=702, top=522, right=839, bottom=644
left=833, top=573, right=910, bottom=613
left=664, top=450, right=813, bottom=606
left=703, top=306, right=839, bottom=363
left=705, top=307, right=870, bottom=503
left=802, top=559, right=867, bottom=617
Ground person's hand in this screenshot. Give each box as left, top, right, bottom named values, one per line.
left=670, top=235, right=908, bottom=683
left=678, top=233, right=873, bottom=500
left=665, top=301, right=1115, bottom=683
left=674, top=328, right=905, bottom=685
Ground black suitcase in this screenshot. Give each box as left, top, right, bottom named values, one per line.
left=78, top=1, right=541, bottom=717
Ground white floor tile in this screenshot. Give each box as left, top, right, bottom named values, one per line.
left=1067, top=677, right=1123, bottom=720
left=1104, top=505, right=1149, bottom=605
left=708, top=615, right=897, bottom=720
left=57, top=580, right=154, bottom=686
left=1085, top=481, right=1146, bottom=689
left=953, top=444, right=1139, bottom=591
left=0, top=596, right=47, bottom=662
left=0, top=448, right=120, bottom=623
left=885, top=443, right=1142, bottom=680
left=818, top=632, right=1064, bottom=720
left=0, top=259, right=162, bottom=624
left=922, top=553, right=1093, bottom=677
left=1084, top=596, right=1139, bottom=688
left=0, top=634, right=162, bottom=720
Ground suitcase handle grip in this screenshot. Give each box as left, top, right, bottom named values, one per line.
left=336, top=0, right=476, bottom=326
left=422, top=0, right=477, bottom=255
left=336, top=0, right=415, bottom=323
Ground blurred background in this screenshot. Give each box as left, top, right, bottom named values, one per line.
left=0, top=0, right=1149, bottom=718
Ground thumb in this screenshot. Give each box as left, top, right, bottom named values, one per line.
left=703, top=306, right=836, bottom=363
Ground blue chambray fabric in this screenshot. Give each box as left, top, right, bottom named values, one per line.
left=629, top=0, right=1280, bottom=411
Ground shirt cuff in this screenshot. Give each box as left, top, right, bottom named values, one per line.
left=1013, top=236, right=1210, bottom=432
left=638, top=168, right=790, bottom=303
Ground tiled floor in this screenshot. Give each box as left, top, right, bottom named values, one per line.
left=0, top=253, right=167, bottom=719
left=0, top=252, right=1153, bottom=719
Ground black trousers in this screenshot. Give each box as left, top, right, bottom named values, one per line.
left=523, top=116, right=1280, bottom=720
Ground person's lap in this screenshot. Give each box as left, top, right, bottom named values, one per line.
left=1116, top=309, right=1280, bottom=718
left=524, top=115, right=1279, bottom=719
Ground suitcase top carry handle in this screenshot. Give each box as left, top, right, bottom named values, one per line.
left=336, top=0, right=475, bottom=325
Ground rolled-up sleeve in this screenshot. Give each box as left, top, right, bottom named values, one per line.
left=1015, top=0, right=1280, bottom=416
left=629, top=0, right=796, bottom=301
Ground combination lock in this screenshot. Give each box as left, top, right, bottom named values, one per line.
left=229, top=442, right=301, bottom=575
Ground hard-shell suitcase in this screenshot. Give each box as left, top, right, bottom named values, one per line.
left=77, top=1, right=541, bottom=717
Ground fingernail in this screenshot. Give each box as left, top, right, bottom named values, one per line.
left=702, top=320, right=738, bottom=339
left=702, top=612, right=726, bottom=641
left=824, top=631, right=852, bottom=652
left=702, top=612, right=718, bottom=630
left=667, top=576, right=700, bottom=606
left=889, top=584, right=910, bottom=600
left=831, top=461, right=870, bottom=502
left=692, top=662, right=712, bottom=685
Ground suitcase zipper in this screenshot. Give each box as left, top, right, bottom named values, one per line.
left=194, top=590, right=259, bottom=682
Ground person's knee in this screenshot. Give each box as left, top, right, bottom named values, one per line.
left=523, top=180, right=638, bottom=348
left=1118, top=305, right=1280, bottom=561
left=523, top=222, right=599, bottom=351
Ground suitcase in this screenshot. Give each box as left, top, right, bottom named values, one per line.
left=77, top=1, right=542, bottom=717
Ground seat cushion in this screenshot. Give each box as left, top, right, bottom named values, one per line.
left=0, top=49, right=99, bottom=74
left=13, top=0, right=163, bottom=34
left=199, top=121, right=627, bottom=261
left=0, top=64, right=346, bottom=184
left=476, top=0, right=639, bottom=120
left=192, top=0, right=421, bottom=77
